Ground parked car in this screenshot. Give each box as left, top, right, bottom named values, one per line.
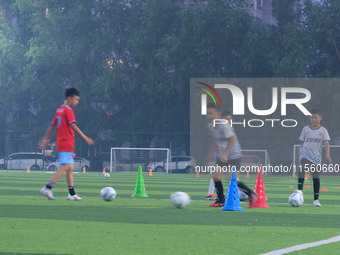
left=0, top=152, right=45, bottom=170
left=147, top=156, right=196, bottom=173
left=45, top=157, right=90, bottom=172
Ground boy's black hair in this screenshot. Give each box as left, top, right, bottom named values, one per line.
left=207, top=102, right=221, bottom=112
left=65, top=88, right=80, bottom=98
left=222, top=110, right=231, bottom=117
left=311, top=108, right=321, bottom=116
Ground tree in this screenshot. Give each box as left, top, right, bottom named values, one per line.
left=304, top=0, right=340, bottom=77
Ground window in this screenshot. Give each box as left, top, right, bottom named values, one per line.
left=256, top=0, right=263, bottom=11
left=26, top=154, right=43, bottom=159
left=8, top=154, right=43, bottom=160
left=172, top=157, right=190, bottom=162
left=178, top=157, right=190, bottom=162
left=8, top=154, right=21, bottom=160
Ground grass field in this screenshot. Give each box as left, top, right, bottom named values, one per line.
left=0, top=170, right=340, bottom=255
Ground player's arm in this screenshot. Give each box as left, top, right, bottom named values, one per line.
left=220, top=136, right=236, bottom=163
left=39, top=124, right=56, bottom=149
left=70, top=123, right=94, bottom=146
left=324, top=140, right=332, bottom=163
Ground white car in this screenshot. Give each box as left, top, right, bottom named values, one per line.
left=45, top=157, right=90, bottom=172
left=148, top=156, right=196, bottom=173
left=0, top=152, right=45, bottom=170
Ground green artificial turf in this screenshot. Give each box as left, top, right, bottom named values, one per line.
left=0, top=171, right=339, bottom=255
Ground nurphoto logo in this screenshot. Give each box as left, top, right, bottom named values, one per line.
left=197, top=81, right=312, bottom=128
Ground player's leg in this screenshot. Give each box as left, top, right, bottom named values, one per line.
left=50, top=165, right=67, bottom=184
left=312, top=167, right=321, bottom=207
left=237, top=180, right=254, bottom=198
left=230, top=158, right=257, bottom=203
left=65, top=164, right=74, bottom=187
left=210, top=162, right=224, bottom=207
left=40, top=164, right=67, bottom=200
left=298, top=158, right=308, bottom=191
left=65, top=162, right=82, bottom=201
left=206, top=178, right=217, bottom=200
left=225, top=166, right=234, bottom=184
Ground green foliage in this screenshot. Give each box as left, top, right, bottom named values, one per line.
left=0, top=0, right=339, bottom=154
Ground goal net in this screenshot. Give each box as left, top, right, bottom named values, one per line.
left=110, top=147, right=171, bottom=173
left=293, top=145, right=340, bottom=176
left=239, top=149, right=270, bottom=175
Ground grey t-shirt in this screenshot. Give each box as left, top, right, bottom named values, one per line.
left=207, top=122, right=242, bottom=160
left=299, top=125, right=330, bottom=164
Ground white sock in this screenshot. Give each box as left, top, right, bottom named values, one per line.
left=208, top=178, right=215, bottom=195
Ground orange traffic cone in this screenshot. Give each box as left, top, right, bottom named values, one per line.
left=83, top=166, right=86, bottom=173
left=195, top=169, right=200, bottom=178
left=304, top=172, right=308, bottom=180
left=307, top=171, right=310, bottom=179
left=149, top=168, right=153, bottom=176
left=292, top=171, right=296, bottom=178
left=27, top=167, right=30, bottom=173
left=246, top=171, right=250, bottom=178
left=103, top=168, right=106, bottom=174
left=248, top=167, right=269, bottom=208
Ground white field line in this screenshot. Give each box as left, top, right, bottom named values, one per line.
left=261, top=235, right=340, bottom=255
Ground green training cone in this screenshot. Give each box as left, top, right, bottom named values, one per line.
left=131, top=166, right=149, bottom=198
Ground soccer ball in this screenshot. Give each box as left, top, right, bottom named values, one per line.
left=239, top=190, right=249, bottom=201
left=288, top=192, right=304, bottom=207
left=104, top=173, right=110, bottom=178
left=101, top=187, right=116, bottom=201
left=170, top=191, right=190, bottom=208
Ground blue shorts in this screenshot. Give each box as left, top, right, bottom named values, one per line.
left=58, top=152, right=74, bottom=165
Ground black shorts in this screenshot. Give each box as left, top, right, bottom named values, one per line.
left=299, top=158, right=320, bottom=178
left=216, top=158, right=241, bottom=170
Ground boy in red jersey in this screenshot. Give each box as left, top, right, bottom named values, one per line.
left=39, top=88, right=94, bottom=200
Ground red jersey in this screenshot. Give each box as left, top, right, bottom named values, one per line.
left=52, top=105, right=76, bottom=152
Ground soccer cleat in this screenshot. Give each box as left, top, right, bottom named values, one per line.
left=209, top=201, right=224, bottom=207
left=40, top=186, right=56, bottom=200
left=294, top=190, right=303, bottom=196
left=67, top=194, right=83, bottom=201
left=205, top=194, right=217, bottom=201
left=313, top=200, right=321, bottom=207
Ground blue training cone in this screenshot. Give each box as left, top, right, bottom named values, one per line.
left=221, top=167, right=244, bottom=211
